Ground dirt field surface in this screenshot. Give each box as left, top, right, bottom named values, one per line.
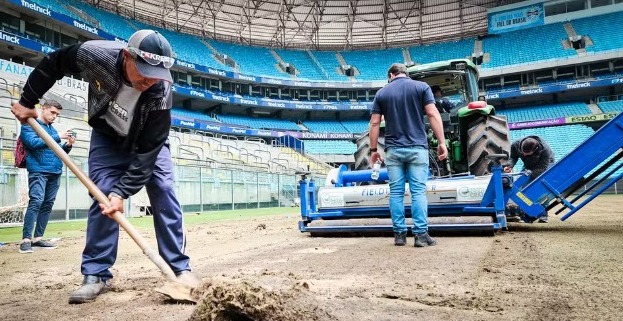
left=2, top=196, right=623, bottom=321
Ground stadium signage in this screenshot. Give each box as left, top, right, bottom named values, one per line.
left=20, top=0, right=51, bottom=16
left=179, top=120, right=196, bottom=127
left=566, top=82, right=591, bottom=89
left=0, top=59, right=32, bottom=76
left=349, top=105, right=369, bottom=110
left=171, top=117, right=357, bottom=139
left=0, top=32, right=20, bottom=45
left=73, top=21, right=99, bottom=35
left=176, top=61, right=196, bottom=69
left=294, top=81, right=312, bottom=87
left=265, top=78, right=283, bottom=85
left=114, top=38, right=128, bottom=46
left=172, top=85, right=373, bottom=111
left=190, top=90, right=205, bottom=98
left=208, top=68, right=226, bottom=76
left=520, top=88, right=543, bottom=95
left=240, top=98, right=259, bottom=105
left=268, top=102, right=286, bottom=108
left=566, top=113, right=618, bottom=124
left=238, top=74, right=257, bottom=81
left=488, top=3, right=544, bottom=34
left=301, top=133, right=355, bottom=139
left=212, top=95, right=230, bottom=102
left=508, top=117, right=566, bottom=130
left=41, top=46, right=55, bottom=54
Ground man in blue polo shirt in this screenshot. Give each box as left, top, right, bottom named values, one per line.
left=369, top=63, right=447, bottom=247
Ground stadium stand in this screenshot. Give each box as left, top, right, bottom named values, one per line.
left=409, top=38, right=475, bottom=64
left=571, top=11, right=623, bottom=53
left=172, top=109, right=219, bottom=123
left=302, top=120, right=348, bottom=133
left=340, top=48, right=404, bottom=81
left=66, top=0, right=136, bottom=40
left=340, top=120, right=369, bottom=134
left=481, top=22, right=576, bottom=68
left=597, top=100, right=623, bottom=113
left=311, top=51, right=347, bottom=81
left=215, top=114, right=299, bottom=131
left=274, top=49, right=327, bottom=80
left=303, top=140, right=357, bottom=155
left=208, top=40, right=281, bottom=77
left=497, top=102, right=591, bottom=123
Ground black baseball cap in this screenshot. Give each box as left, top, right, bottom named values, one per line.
left=127, top=30, right=175, bottom=83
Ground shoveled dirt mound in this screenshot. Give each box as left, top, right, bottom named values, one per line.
left=189, top=278, right=332, bottom=321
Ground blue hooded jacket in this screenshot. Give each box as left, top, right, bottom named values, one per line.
left=20, top=119, right=72, bottom=174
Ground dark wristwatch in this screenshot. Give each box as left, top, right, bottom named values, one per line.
left=369, top=148, right=378, bottom=154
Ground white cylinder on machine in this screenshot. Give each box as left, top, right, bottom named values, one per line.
left=317, top=175, right=492, bottom=209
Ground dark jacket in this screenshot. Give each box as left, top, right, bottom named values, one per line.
left=19, top=40, right=173, bottom=198
left=508, top=135, right=555, bottom=179
left=21, top=119, right=72, bottom=175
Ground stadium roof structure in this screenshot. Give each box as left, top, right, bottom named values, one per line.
left=86, top=0, right=525, bottom=50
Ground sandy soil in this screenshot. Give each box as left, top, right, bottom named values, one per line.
left=1, top=196, right=623, bottom=321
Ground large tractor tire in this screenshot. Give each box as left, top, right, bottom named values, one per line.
left=354, top=132, right=386, bottom=171
left=467, top=115, right=511, bottom=176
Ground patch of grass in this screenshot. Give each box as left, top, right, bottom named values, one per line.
left=0, top=207, right=298, bottom=243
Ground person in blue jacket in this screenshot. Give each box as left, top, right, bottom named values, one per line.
left=19, top=100, right=74, bottom=254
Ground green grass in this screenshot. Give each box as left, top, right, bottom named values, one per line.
left=0, top=207, right=298, bottom=244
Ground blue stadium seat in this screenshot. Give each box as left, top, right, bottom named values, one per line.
left=216, top=114, right=299, bottom=131
left=171, top=109, right=217, bottom=122
left=311, top=51, right=349, bottom=81
left=571, top=11, right=623, bottom=53
left=597, top=101, right=623, bottom=113
left=497, top=102, right=591, bottom=123
left=274, top=49, right=327, bottom=80
left=340, top=120, right=369, bottom=133
left=66, top=0, right=136, bottom=40
left=409, top=39, right=475, bottom=64
left=481, top=23, right=576, bottom=68
left=302, top=120, right=348, bottom=133
left=340, top=49, right=404, bottom=81
left=303, top=140, right=357, bottom=154
left=208, top=40, right=282, bottom=77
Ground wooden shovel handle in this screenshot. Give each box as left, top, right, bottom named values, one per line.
left=26, top=118, right=176, bottom=281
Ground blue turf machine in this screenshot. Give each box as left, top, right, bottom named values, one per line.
left=298, top=112, right=623, bottom=234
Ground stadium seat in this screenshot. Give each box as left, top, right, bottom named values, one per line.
left=497, top=102, right=591, bottom=123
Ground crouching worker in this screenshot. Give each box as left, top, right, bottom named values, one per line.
left=504, top=136, right=555, bottom=223
left=11, top=30, right=199, bottom=304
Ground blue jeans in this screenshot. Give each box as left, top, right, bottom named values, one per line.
left=385, top=146, right=429, bottom=234
left=22, top=172, right=61, bottom=240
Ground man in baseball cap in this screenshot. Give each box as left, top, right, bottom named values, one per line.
left=11, top=30, right=199, bottom=304
left=125, top=29, right=175, bottom=83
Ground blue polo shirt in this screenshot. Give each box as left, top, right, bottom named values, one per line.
left=371, top=77, right=435, bottom=148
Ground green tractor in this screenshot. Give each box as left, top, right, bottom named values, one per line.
left=354, top=59, right=511, bottom=177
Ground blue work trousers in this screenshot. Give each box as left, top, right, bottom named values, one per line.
left=81, top=131, right=190, bottom=280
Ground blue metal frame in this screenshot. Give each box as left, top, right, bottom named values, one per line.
left=299, top=164, right=513, bottom=233
left=510, top=112, right=623, bottom=219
